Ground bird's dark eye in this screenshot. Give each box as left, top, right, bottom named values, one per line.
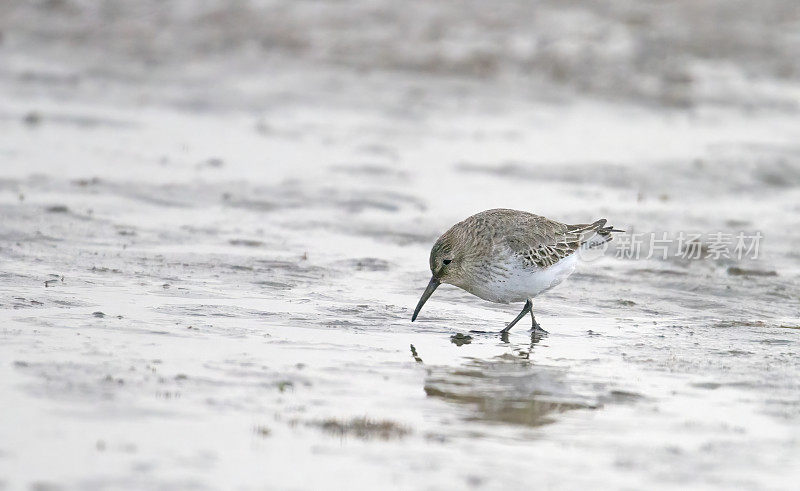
left=443, top=259, right=452, bottom=265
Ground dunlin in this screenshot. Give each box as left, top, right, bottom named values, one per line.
left=411, top=209, right=621, bottom=333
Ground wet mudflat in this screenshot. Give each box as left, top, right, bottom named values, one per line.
left=2, top=1, right=800, bottom=489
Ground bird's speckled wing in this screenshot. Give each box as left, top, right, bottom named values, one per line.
left=502, top=212, right=608, bottom=269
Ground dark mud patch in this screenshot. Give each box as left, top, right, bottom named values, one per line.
left=21, top=112, right=137, bottom=129
left=631, top=268, right=688, bottom=277
left=8, top=297, right=45, bottom=309
left=228, top=239, right=265, bottom=247
left=310, top=417, right=410, bottom=440
left=253, top=280, right=293, bottom=290
left=726, top=266, right=778, bottom=277
left=713, top=320, right=767, bottom=329
left=450, top=333, right=473, bottom=346
left=599, top=390, right=644, bottom=404
left=691, top=382, right=722, bottom=390
left=714, top=349, right=754, bottom=357
left=753, top=159, right=800, bottom=188
left=410, top=344, right=423, bottom=363
left=759, top=338, right=793, bottom=346
left=198, top=157, right=225, bottom=169
left=332, top=257, right=391, bottom=272
left=71, top=177, right=102, bottom=187
left=44, top=276, right=64, bottom=287
left=22, top=111, right=42, bottom=126
left=45, top=204, right=70, bottom=213
left=222, top=197, right=281, bottom=212
left=253, top=425, right=271, bottom=437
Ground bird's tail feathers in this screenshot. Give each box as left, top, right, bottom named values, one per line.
left=570, top=219, right=624, bottom=249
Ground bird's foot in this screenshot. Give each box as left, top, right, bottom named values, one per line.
left=530, top=321, right=548, bottom=335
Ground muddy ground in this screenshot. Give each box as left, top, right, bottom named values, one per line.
left=1, top=1, right=799, bottom=489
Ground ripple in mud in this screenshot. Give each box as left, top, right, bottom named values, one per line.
left=600, top=390, right=644, bottom=404
left=228, top=239, right=265, bottom=247
left=16, top=110, right=137, bottom=129
left=331, top=257, right=391, bottom=272
left=252, top=259, right=325, bottom=287
left=331, top=163, right=406, bottom=179
left=224, top=181, right=426, bottom=215
left=457, top=151, right=800, bottom=196
left=751, top=153, right=800, bottom=188
left=9, top=296, right=45, bottom=309
left=13, top=360, right=155, bottom=407
left=631, top=268, right=688, bottom=277
left=309, top=417, right=410, bottom=441
left=154, top=304, right=277, bottom=319
left=346, top=225, right=437, bottom=246
left=253, top=280, right=293, bottom=290
left=325, top=304, right=408, bottom=326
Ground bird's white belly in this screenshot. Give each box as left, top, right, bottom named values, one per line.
left=467, top=254, right=579, bottom=304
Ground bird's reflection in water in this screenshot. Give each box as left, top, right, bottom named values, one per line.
left=424, top=332, right=596, bottom=427
left=500, top=329, right=547, bottom=356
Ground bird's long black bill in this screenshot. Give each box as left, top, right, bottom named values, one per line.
left=411, top=277, right=440, bottom=322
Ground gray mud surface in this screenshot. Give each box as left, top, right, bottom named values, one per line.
left=1, top=1, right=799, bottom=489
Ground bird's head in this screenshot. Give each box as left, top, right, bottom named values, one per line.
left=411, top=231, right=466, bottom=321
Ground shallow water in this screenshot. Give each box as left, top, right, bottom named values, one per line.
left=2, top=1, right=800, bottom=490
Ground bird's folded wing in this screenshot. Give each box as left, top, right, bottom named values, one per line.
left=505, top=216, right=604, bottom=268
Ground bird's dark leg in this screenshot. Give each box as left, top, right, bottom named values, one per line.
left=501, top=299, right=532, bottom=334
left=528, top=299, right=549, bottom=334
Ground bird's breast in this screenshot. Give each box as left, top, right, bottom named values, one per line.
left=457, top=253, right=578, bottom=303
